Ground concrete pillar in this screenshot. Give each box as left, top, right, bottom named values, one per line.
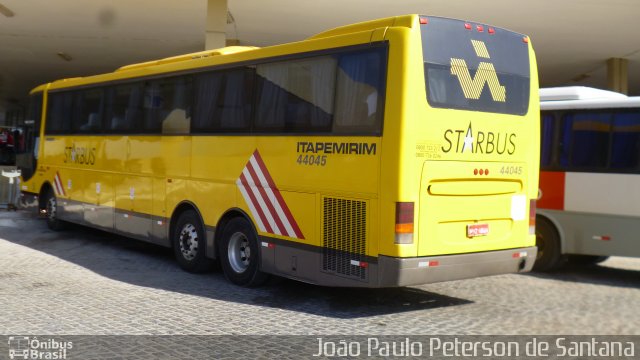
left=205, top=0, right=227, bottom=50
left=607, top=58, right=628, bottom=94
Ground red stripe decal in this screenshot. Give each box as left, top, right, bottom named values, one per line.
left=237, top=150, right=305, bottom=239
left=251, top=150, right=304, bottom=239
left=538, top=171, right=564, bottom=210
left=239, top=172, right=274, bottom=234
left=245, top=162, right=286, bottom=235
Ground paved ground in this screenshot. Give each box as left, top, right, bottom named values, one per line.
left=0, top=209, right=639, bottom=336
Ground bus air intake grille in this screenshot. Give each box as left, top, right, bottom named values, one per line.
left=322, top=197, right=367, bottom=280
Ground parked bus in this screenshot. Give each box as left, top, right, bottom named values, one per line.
left=536, top=86, right=640, bottom=270
left=18, top=15, right=539, bottom=287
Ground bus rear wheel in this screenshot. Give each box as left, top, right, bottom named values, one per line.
left=43, top=189, right=65, bottom=231
left=220, top=217, right=269, bottom=287
left=533, top=215, right=564, bottom=271
left=172, top=210, right=213, bottom=273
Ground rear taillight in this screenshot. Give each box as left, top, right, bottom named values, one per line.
left=395, top=202, right=414, bottom=244
left=529, top=199, right=536, bottom=235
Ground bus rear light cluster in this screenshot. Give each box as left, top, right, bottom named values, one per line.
left=463, top=23, right=494, bottom=34
left=474, top=169, right=489, bottom=176
left=529, top=199, right=536, bottom=235
left=395, top=202, right=414, bottom=244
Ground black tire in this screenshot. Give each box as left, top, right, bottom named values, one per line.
left=43, top=188, right=65, bottom=231
left=219, top=217, right=269, bottom=287
left=172, top=209, right=214, bottom=273
left=567, top=255, right=609, bottom=266
left=533, top=215, right=564, bottom=271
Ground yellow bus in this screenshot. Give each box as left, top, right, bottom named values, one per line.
left=18, top=15, right=539, bottom=287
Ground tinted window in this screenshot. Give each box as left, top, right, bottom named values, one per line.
left=255, top=56, right=336, bottom=132
left=73, top=89, right=103, bottom=133
left=193, top=68, right=253, bottom=132
left=105, top=83, right=143, bottom=133
left=144, top=76, right=192, bottom=134
left=334, top=49, right=385, bottom=134
left=540, top=114, right=555, bottom=167
left=46, top=92, right=73, bottom=134
left=567, top=112, right=611, bottom=168
left=610, top=112, right=640, bottom=170
left=422, top=16, right=530, bottom=115
left=541, top=109, right=640, bottom=173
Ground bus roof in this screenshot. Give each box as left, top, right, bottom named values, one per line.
left=540, top=86, right=640, bottom=110
left=307, top=15, right=415, bottom=40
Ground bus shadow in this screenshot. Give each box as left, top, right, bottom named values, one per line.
left=525, top=262, right=640, bottom=289
left=0, top=211, right=472, bottom=319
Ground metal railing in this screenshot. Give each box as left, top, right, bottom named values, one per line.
left=0, top=166, right=20, bottom=210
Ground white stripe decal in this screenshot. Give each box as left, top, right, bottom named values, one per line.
left=242, top=167, right=281, bottom=235
left=236, top=150, right=304, bottom=239
left=53, top=174, right=64, bottom=197
left=249, top=156, right=296, bottom=238
left=236, top=179, right=266, bottom=232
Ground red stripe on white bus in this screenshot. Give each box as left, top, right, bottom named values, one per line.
left=538, top=171, right=565, bottom=210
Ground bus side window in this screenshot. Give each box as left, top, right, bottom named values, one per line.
left=333, top=48, right=385, bottom=135
left=76, top=89, right=103, bottom=134
left=255, top=56, right=335, bottom=133
left=219, top=69, right=253, bottom=131
left=540, top=113, right=555, bottom=168
left=143, top=76, right=192, bottom=135
left=567, top=112, right=611, bottom=169
left=193, top=68, right=252, bottom=133
left=46, top=92, right=73, bottom=134
left=610, top=111, right=640, bottom=170
left=106, top=84, right=142, bottom=133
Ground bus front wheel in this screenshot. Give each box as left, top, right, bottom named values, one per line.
left=220, top=217, right=269, bottom=287
left=172, top=210, right=213, bottom=273
left=533, top=215, right=564, bottom=271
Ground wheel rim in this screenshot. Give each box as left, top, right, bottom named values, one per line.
left=228, top=232, right=251, bottom=274
left=46, top=196, right=57, bottom=222
left=179, top=223, right=199, bottom=260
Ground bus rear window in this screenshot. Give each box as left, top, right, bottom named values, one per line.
left=421, top=16, right=530, bottom=115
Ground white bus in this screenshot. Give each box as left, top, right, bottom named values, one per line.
left=535, top=86, right=640, bottom=270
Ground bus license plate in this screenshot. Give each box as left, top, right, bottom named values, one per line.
left=467, top=223, right=489, bottom=238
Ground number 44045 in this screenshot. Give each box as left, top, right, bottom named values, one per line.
left=500, top=166, right=522, bottom=175
left=296, top=154, right=327, bottom=166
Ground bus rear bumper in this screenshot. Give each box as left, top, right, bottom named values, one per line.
left=377, top=247, right=537, bottom=287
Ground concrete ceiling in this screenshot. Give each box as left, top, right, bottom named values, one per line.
left=1, top=0, right=639, bottom=111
